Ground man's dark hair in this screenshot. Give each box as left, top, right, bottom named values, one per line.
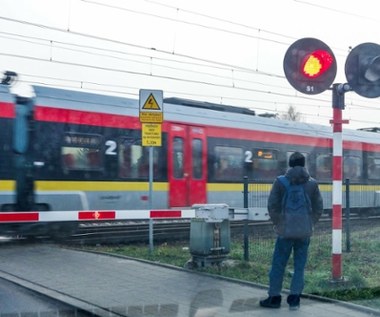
left=289, top=152, right=305, bottom=167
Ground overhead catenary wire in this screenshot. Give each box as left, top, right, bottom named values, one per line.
left=0, top=0, right=379, bottom=128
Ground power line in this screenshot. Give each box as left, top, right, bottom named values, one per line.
left=81, top=0, right=291, bottom=46
left=0, top=15, right=288, bottom=75
left=294, top=0, right=380, bottom=22
left=0, top=1, right=378, bottom=128
left=0, top=50, right=314, bottom=100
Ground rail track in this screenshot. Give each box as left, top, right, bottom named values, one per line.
left=62, top=215, right=380, bottom=245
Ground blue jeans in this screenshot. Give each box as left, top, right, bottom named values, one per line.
left=268, top=236, right=310, bottom=296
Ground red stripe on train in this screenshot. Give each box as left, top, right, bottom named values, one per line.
left=34, top=106, right=141, bottom=129
left=33, top=105, right=380, bottom=152
left=0, top=102, right=15, bottom=118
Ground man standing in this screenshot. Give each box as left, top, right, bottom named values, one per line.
left=260, top=152, right=323, bottom=310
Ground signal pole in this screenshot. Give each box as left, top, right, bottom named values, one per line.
left=283, top=38, right=380, bottom=282
left=330, top=83, right=350, bottom=281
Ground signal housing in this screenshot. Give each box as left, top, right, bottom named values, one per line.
left=284, top=38, right=337, bottom=95
left=345, top=42, right=380, bottom=98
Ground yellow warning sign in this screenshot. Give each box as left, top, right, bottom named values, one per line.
left=142, top=123, right=162, bottom=146
left=142, top=94, right=161, bottom=110
left=140, top=112, right=163, bottom=123
left=139, top=89, right=163, bottom=123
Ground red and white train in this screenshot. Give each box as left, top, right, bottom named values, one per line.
left=1, top=79, right=380, bottom=234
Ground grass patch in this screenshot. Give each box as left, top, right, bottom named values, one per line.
left=82, top=225, right=380, bottom=309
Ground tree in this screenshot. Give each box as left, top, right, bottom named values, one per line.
left=281, top=105, right=301, bottom=121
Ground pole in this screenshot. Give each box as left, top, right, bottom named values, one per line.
left=149, top=146, right=154, bottom=253
left=243, top=176, right=249, bottom=261
left=345, top=178, right=351, bottom=252
left=330, top=83, right=349, bottom=280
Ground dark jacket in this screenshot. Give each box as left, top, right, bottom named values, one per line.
left=267, top=166, right=323, bottom=234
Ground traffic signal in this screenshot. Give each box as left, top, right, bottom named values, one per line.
left=284, top=38, right=337, bottom=95
left=345, top=43, right=380, bottom=98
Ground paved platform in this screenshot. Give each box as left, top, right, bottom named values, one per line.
left=0, top=243, right=378, bottom=317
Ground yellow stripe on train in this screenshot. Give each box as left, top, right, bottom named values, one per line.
left=1, top=180, right=379, bottom=193
left=36, top=181, right=168, bottom=191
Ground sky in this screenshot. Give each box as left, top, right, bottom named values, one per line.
left=0, top=0, right=380, bottom=130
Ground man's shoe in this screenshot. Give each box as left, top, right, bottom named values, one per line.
left=287, top=294, right=300, bottom=310
left=259, top=295, right=282, bottom=308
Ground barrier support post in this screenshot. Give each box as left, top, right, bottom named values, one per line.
left=330, top=83, right=350, bottom=281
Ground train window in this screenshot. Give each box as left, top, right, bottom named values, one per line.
left=316, top=154, right=331, bottom=180
left=173, top=137, right=184, bottom=179
left=139, top=147, right=161, bottom=178
left=367, top=156, right=380, bottom=180
left=62, top=133, right=102, bottom=171
left=118, top=139, right=141, bottom=178
left=214, top=146, right=243, bottom=181
left=252, top=148, right=279, bottom=180
left=343, top=156, right=362, bottom=181
left=192, top=139, right=203, bottom=179
left=119, top=139, right=161, bottom=179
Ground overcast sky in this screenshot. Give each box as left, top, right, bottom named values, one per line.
left=1, top=0, right=380, bottom=130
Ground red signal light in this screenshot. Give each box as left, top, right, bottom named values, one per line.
left=302, top=50, right=334, bottom=78
left=283, top=38, right=337, bottom=95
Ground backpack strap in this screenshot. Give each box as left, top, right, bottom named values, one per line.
left=277, top=176, right=289, bottom=216
left=277, top=175, right=290, bottom=190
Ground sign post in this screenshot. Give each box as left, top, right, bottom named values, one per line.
left=139, top=89, right=163, bottom=253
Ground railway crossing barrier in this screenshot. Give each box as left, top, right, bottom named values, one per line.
left=0, top=206, right=269, bottom=224
left=0, top=209, right=197, bottom=223
left=0, top=205, right=269, bottom=264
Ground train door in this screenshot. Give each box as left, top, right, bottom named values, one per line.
left=0, top=85, right=15, bottom=203
left=168, top=124, right=207, bottom=207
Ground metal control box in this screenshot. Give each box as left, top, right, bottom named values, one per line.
left=192, top=203, right=229, bottom=222
left=189, top=218, right=230, bottom=256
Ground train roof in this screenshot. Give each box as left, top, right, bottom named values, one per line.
left=31, top=85, right=380, bottom=145
left=164, top=97, right=256, bottom=116
left=0, top=84, right=15, bottom=103
left=357, top=127, right=380, bottom=133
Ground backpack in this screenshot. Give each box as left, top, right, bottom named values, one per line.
left=278, top=175, right=313, bottom=238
